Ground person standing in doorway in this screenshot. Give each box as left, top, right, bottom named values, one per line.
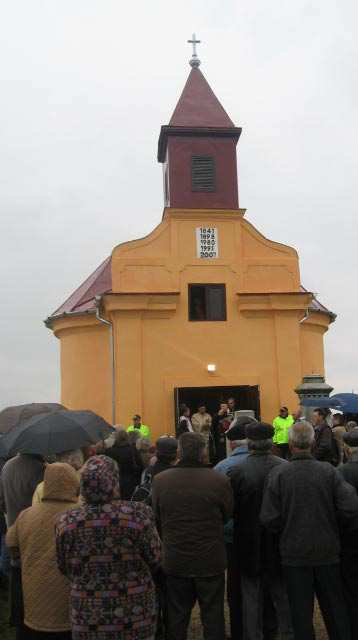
left=191, top=404, right=212, bottom=447
left=177, top=405, right=193, bottom=436
left=227, top=397, right=237, bottom=422
left=272, top=407, right=294, bottom=459
left=127, top=414, right=151, bottom=440
left=212, top=403, right=231, bottom=463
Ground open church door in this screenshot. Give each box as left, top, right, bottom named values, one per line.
left=173, top=384, right=260, bottom=434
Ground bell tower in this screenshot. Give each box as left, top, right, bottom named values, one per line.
left=158, top=35, right=242, bottom=209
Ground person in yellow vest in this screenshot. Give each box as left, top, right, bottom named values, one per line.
left=273, top=406, right=294, bottom=459
left=127, top=414, right=151, bottom=440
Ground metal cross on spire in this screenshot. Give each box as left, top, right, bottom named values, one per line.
left=188, top=33, right=201, bottom=68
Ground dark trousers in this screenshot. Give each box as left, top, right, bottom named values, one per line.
left=226, top=543, right=243, bottom=640
left=283, top=564, right=351, bottom=640
left=165, top=573, right=225, bottom=640
left=276, top=444, right=290, bottom=460
left=241, top=571, right=292, bottom=640
left=17, top=626, right=72, bottom=640
left=341, top=552, right=358, bottom=640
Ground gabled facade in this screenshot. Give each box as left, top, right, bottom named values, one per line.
left=46, top=64, right=335, bottom=436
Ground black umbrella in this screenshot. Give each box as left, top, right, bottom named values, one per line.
left=0, top=403, right=66, bottom=435
left=0, top=410, right=114, bottom=457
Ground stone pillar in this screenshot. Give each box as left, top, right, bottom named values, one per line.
left=295, top=375, right=334, bottom=419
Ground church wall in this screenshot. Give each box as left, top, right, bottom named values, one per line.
left=300, top=314, right=328, bottom=378
left=51, top=210, right=323, bottom=436
left=107, top=209, right=309, bottom=436
left=109, top=287, right=305, bottom=440
left=54, top=318, right=112, bottom=423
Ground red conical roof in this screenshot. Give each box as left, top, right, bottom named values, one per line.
left=169, top=68, right=235, bottom=128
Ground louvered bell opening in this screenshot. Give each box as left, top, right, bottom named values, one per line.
left=191, top=156, right=216, bottom=192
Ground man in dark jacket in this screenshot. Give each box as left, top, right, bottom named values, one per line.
left=152, top=432, right=233, bottom=640
left=149, top=436, right=178, bottom=479
left=338, top=430, right=358, bottom=639
left=231, top=422, right=292, bottom=640
left=312, top=407, right=335, bottom=463
left=261, top=421, right=358, bottom=640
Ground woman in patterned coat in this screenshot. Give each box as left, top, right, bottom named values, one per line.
left=55, top=455, right=161, bottom=640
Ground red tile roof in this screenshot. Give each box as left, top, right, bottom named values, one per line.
left=46, top=256, right=111, bottom=324
left=169, top=68, right=235, bottom=128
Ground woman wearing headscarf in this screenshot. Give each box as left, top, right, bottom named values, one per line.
left=6, top=462, right=80, bottom=640
left=55, top=455, right=161, bottom=640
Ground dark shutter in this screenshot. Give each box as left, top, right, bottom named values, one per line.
left=206, top=285, right=226, bottom=321
left=192, top=156, right=215, bottom=192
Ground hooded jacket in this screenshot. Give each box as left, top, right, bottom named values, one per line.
left=6, top=462, right=79, bottom=632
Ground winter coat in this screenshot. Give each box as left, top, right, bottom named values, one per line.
left=6, top=463, right=79, bottom=632
left=314, top=422, right=334, bottom=463
left=105, top=442, right=143, bottom=499
left=152, top=462, right=233, bottom=577
left=231, top=452, right=286, bottom=576
left=338, top=454, right=358, bottom=554
left=55, top=455, right=161, bottom=640
left=261, top=452, right=358, bottom=566
left=339, top=454, right=358, bottom=492
left=0, top=454, right=44, bottom=526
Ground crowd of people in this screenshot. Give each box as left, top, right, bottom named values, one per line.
left=0, top=403, right=358, bottom=640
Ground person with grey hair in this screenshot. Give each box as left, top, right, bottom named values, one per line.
left=261, top=421, right=358, bottom=640
left=230, top=422, right=291, bottom=640
left=152, top=432, right=233, bottom=640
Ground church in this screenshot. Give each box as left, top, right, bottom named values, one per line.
left=46, top=44, right=335, bottom=438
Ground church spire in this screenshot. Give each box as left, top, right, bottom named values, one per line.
left=158, top=42, right=242, bottom=210
left=168, top=67, right=235, bottom=128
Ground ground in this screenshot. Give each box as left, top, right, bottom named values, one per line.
left=0, top=587, right=328, bottom=639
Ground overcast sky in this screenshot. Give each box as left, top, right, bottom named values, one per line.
left=1, top=0, right=357, bottom=409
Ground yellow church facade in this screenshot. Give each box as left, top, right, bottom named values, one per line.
left=47, top=62, right=335, bottom=439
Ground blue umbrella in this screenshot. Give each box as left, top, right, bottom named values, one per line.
left=329, top=394, right=358, bottom=414
left=300, top=398, right=343, bottom=410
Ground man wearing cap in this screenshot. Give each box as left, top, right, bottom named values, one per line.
left=272, top=407, right=294, bottom=459
left=231, top=422, right=292, bottom=640
left=214, top=417, right=254, bottom=640
left=127, top=414, right=151, bottom=440
left=149, top=436, right=178, bottom=479
left=338, top=430, right=358, bottom=639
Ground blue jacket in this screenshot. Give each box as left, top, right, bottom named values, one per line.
left=215, top=445, right=249, bottom=543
